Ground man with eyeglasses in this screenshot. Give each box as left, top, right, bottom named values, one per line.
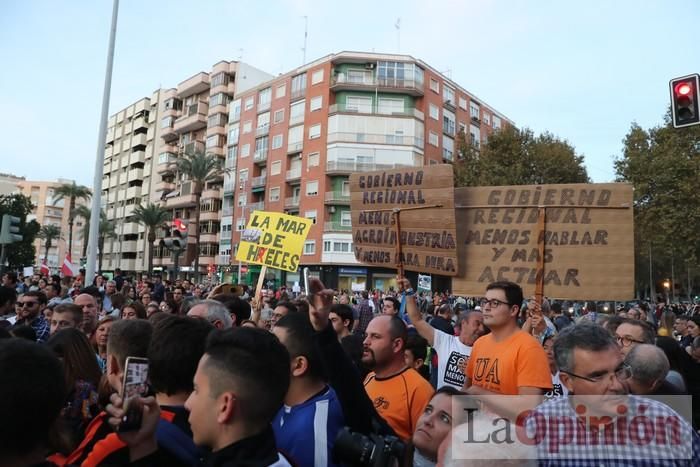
left=14, top=291, right=50, bottom=343
left=614, top=317, right=654, bottom=356
left=461, top=281, right=551, bottom=397
left=525, top=323, right=700, bottom=465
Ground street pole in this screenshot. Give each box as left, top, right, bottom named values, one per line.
left=671, top=255, right=676, bottom=303
left=237, top=180, right=246, bottom=285
left=86, top=0, right=119, bottom=282
left=648, top=244, right=654, bottom=303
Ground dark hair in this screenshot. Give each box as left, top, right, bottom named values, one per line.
left=148, top=315, right=213, bottom=396
left=387, top=315, right=408, bottom=347
left=619, top=318, right=655, bottom=344
left=3, top=271, right=18, bottom=284
left=405, top=334, right=428, bottom=361
left=603, top=315, right=625, bottom=335
left=486, top=281, right=523, bottom=310
left=554, top=323, right=618, bottom=372
left=690, top=315, right=700, bottom=328
left=110, top=292, right=127, bottom=311
left=107, top=319, right=152, bottom=370
left=437, top=303, right=452, bottom=316
left=46, top=282, right=61, bottom=295
left=293, top=299, right=309, bottom=315
left=211, top=294, right=251, bottom=326
left=46, top=328, right=102, bottom=391
left=80, top=286, right=102, bottom=299
left=204, top=327, right=290, bottom=426
left=53, top=303, right=83, bottom=326
left=0, top=286, right=17, bottom=308
left=383, top=296, right=401, bottom=312
left=23, top=290, right=48, bottom=305
left=122, top=301, right=147, bottom=320
left=330, top=303, right=354, bottom=329
left=275, top=301, right=298, bottom=314
left=9, top=324, right=37, bottom=341
left=275, top=312, right=325, bottom=381
left=0, top=339, right=65, bottom=459
left=655, top=336, right=691, bottom=377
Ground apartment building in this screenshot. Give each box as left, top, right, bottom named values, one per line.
left=151, top=61, right=274, bottom=277
left=16, top=179, right=89, bottom=272
left=0, top=173, right=25, bottom=196
left=226, top=51, right=513, bottom=290
left=100, top=92, right=165, bottom=273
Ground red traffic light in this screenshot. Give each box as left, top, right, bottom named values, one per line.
left=173, top=218, right=187, bottom=231
left=675, top=82, right=692, bottom=96
left=669, top=74, right=700, bottom=128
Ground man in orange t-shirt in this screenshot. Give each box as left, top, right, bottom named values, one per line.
left=463, top=281, right=551, bottom=410
left=363, top=315, right=434, bottom=440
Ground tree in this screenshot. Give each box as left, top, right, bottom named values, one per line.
left=614, top=113, right=700, bottom=298
left=0, top=194, right=40, bottom=269
left=133, top=203, right=170, bottom=274
left=73, top=205, right=92, bottom=259
left=453, top=126, right=589, bottom=187
left=52, top=182, right=91, bottom=259
left=176, top=150, right=227, bottom=279
left=97, top=216, right=117, bottom=273
left=37, top=224, right=62, bottom=263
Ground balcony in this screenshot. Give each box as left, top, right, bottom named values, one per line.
left=101, top=178, right=109, bottom=190
left=199, top=210, right=220, bottom=222
left=289, top=113, right=304, bottom=127
left=201, top=187, right=221, bottom=199
left=325, top=191, right=351, bottom=204
left=133, top=116, right=147, bottom=131
left=183, top=141, right=205, bottom=156
left=127, top=169, right=144, bottom=182
left=330, top=73, right=424, bottom=96
left=129, top=150, right=146, bottom=165
left=443, top=98, right=456, bottom=111
left=106, top=128, right=115, bottom=144
left=174, top=101, right=208, bottom=133
left=284, top=196, right=300, bottom=208
left=251, top=175, right=267, bottom=188
left=121, top=240, right=137, bottom=253
left=104, top=145, right=114, bottom=159
left=200, top=232, right=219, bottom=243
left=131, top=133, right=147, bottom=148
left=328, top=103, right=424, bottom=120
left=290, top=87, right=306, bottom=101
left=248, top=201, right=265, bottom=212
left=102, top=163, right=111, bottom=176
left=161, top=122, right=178, bottom=142
left=126, top=186, right=142, bottom=199
left=253, top=149, right=268, bottom=165
left=255, top=125, right=270, bottom=137
left=178, top=72, right=210, bottom=98
left=326, top=160, right=413, bottom=174
left=122, top=222, right=140, bottom=235
left=222, top=206, right=234, bottom=217
left=285, top=167, right=302, bottom=182
left=165, top=193, right=198, bottom=208
left=287, top=141, right=303, bottom=154
left=324, top=221, right=352, bottom=232
left=326, top=132, right=423, bottom=148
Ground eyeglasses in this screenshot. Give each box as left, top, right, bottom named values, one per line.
left=19, top=301, right=40, bottom=308
left=561, top=363, right=632, bottom=383
left=480, top=298, right=511, bottom=308
left=615, top=335, right=645, bottom=347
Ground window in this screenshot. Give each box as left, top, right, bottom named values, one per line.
left=308, top=152, right=319, bottom=167
left=430, top=78, right=439, bottom=93
left=443, top=108, right=456, bottom=136
left=270, top=160, right=281, bottom=175
left=483, top=113, right=490, bottom=126
left=226, top=146, right=237, bottom=167
left=378, top=97, right=404, bottom=115
left=377, top=61, right=424, bottom=87
left=324, top=241, right=331, bottom=252
left=258, top=87, right=271, bottom=109
left=305, top=210, right=317, bottom=224
left=243, top=120, right=252, bottom=134
left=161, top=116, right=174, bottom=128
left=459, top=97, right=467, bottom=110
left=229, top=99, right=242, bottom=121
left=228, top=123, right=240, bottom=143
left=303, top=241, right=315, bottom=255
left=211, top=72, right=228, bottom=87
left=470, top=124, right=481, bottom=147
left=257, top=112, right=270, bottom=130
left=206, top=135, right=222, bottom=148
left=493, top=115, right=502, bottom=129
left=310, top=95, right=323, bottom=112
left=429, top=104, right=439, bottom=120
left=273, top=109, right=284, bottom=124
left=239, top=169, right=249, bottom=181
left=255, top=136, right=269, bottom=154
left=470, top=102, right=481, bottom=120
left=291, top=73, right=307, bottom=97
left=210, top=93, right=228, bottom=107
left=333, top=242, right=350, bottom=252
left=237, top=193, right=247, bottom=206
left=459, top=122, right=467, bottom=135
left=241, top=144, right=250, bottom=158
left=245, top=97, right=254, bottom=111
left=443, top=86, right=455, bottom=104
left=269, top=187, right=280, bottom=202
left=309, top=124, right=321, bottom=139
left=443, top=136, right=454, bottom=160
left=341, top=211, right=351, bottom=227
left=306, top=180, right=318, bottom=196
left=311, top=69, right=324, bottom=85
left=341, top=180, right=350, bottom=195
left=208, top=113, right=227, bottom=128
left=272, top=134, right=283, bottom=149
left=276, top=83, right=286, bottom=98
left=290, top=100, right=305, bottom=123
left=236, top=218, right=246, bottom=231
left=288, top=125, right=304, bottom=146
left=429, top=131, right=439, bottom=147
left=346, top=96, right=372, bottom=113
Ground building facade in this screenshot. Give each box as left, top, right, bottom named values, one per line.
left=226, top=51, right=513, bottom=290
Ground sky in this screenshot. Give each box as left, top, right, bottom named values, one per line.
left=1, top=0, right=698, bottom=185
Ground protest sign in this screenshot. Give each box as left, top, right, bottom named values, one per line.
left=350, top=165, right=459, bottom=276
left=418, top=274, right=432, bottom=292
left=451, top=183, right=634, bottom=300
left=234, top=211, right=312, bottom=273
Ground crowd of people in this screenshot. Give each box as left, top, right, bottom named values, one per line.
left=1, top=268, right=700, bottom=466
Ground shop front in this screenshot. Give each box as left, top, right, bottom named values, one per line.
left=337, top=267, right=368, bottom=293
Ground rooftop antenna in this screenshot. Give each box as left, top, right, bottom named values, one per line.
left=302, top=16, right=308, bottom=64
left=395, top=17, right=401, bottom=53
left=440, top=69, right=452, bottom=79
left=238, top=48, right=243, bottom=61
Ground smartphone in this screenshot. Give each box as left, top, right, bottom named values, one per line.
left=303, top=267, right=310, bottom=294
left=118, top=356, right=149, bottom=432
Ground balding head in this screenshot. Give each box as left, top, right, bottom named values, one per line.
left=188, top=300, right=233, bottom=329
left=624, top=344, right=669, bottom=395
left=74, top=293, right=98, bottom=335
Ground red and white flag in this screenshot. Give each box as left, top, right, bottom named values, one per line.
left=61, top=253, right=75, bottom=277
left=40, top=258, right=50, bottom=276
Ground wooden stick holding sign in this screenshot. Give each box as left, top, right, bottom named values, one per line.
left=360, top=204, right=443, bottom=278
left=249, top=265, right=268, bottom=326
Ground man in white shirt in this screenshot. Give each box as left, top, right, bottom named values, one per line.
left=400, top=278, right=485, bottom=389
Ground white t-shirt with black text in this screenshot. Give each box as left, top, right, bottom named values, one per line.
left=544, top=371, right=569, bottom=401
left=432, top=329, right=472, bottom=389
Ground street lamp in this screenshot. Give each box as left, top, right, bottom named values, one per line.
left=663, top=279, right=671, bottom=305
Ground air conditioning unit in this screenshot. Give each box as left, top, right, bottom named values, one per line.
left=365, top=63, right=376, bottom=70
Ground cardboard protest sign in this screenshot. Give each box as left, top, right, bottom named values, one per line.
left=350, top=165, right=459, bottom=276
left=418, top=274, right=432, bottom=292
left=451, top=183, right=634, bottom=300
left=234, top=211, right=312, bottom=273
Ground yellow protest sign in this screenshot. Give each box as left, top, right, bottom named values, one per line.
left=234, top=211, right=312, bottom=272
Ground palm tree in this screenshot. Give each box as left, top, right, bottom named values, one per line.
left=176, top=150, right=227, bottom=279
left=74, top=205, right=92, bottom=259
left=52, top=182, right=91, bottom=259
left=37, top=224, right=62, bottom=264
left=97, top=217, right=117, bottom=273
left=133, top=203, right=170, bottom=274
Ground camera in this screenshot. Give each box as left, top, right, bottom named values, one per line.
left=333, top=427, right=405, bottom=467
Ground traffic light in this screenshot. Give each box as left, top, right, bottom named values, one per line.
left=670, top=74, right=700, bottom=128
left=172, top=218, right=189, bottom=250
left=0, top=215, right=22, bottom=244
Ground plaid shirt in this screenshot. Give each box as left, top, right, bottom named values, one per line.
left=353, top=299, right=373, bottom=336
left=16, top=313, right=50, bottom=343
left=526, top=396, right=700, bottom=467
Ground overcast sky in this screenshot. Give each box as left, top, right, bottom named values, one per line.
left=1, top=0, right=698, bottom=185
